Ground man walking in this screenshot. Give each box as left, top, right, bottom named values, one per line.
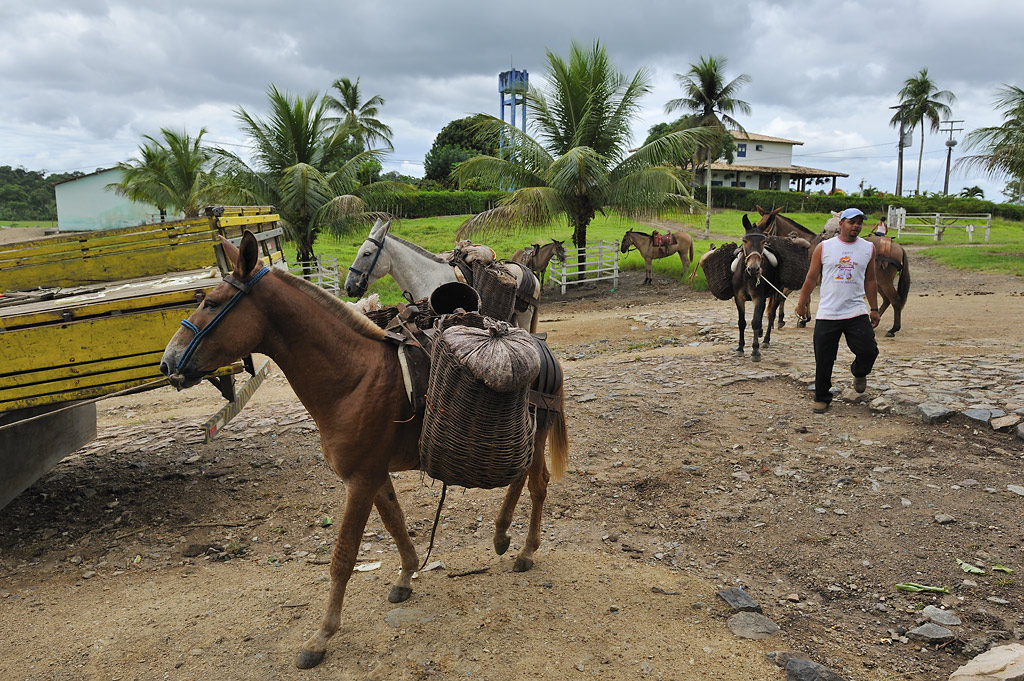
left=794, top=208, right=881, bottom=413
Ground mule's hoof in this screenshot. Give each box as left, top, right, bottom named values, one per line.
left=762, top=340, right=770, bottom=347
left=734, top=347, right=744, bottom=354
left=797, top=321, right=807, bottom=328
left=513, top=557, right=534, bottom=572
left=751, top=353, right=761, bottom=362
left=296, top=649, right=325, bottom=669
left=493, top=534, right=511, bottom=556
left=885, top=331, right=896, bottom=337
left=388, top=585, right=413, bottom=603
left=777, top=320, right=786, bottom=329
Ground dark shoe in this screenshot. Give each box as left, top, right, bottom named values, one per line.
left=853, top=376, right=867, bottom=393
left=812, top=401, right=830, bottom=414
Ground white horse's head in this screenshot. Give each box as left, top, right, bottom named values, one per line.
left=344, top=219, right=392, bottom=298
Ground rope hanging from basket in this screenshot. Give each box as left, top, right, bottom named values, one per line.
left=418, top=481, right=448, bottom=571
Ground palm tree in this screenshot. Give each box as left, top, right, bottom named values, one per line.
left=665, top=55, right=751, bottom=238
left=453, top=41, right=716, bottom=265
left=894, top=68, right=956, bottom=196
left=956, top=84, right=1024, bottom=181
left=958, top=186, right=985, bottom=199
left=216, top=85, right=409, bottom=264
left=108, top=128, right=222, bottom=218
left=325, top=76, right=394, bottom=151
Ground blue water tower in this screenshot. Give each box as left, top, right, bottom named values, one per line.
left=499, top=68, right=528, bottom=159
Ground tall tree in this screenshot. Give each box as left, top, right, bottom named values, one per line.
left=423, top=115, right=498, bottom=185
left=895, top=68, right=956, bottom=196
left=956, top=84, right=1024, bottom=181
left=325, top=76, right=394, bottom=151
left=108, top=128, right=222, bottom=218
left=664, top=55, right=751, bottom=238
left=216, top=85, right=409, bottom=263
left=453, top=41, right=716, bottom=262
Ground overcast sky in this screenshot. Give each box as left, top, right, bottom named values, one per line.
left=2, top=0, right=1021, bottom=203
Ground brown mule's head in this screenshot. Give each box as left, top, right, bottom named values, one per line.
left=740, top=216, right=768, bottom=279
left=160, top=231, right=268, bottom=389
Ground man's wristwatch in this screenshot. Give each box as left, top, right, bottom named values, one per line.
left=870, top=308, right=879, bottom=311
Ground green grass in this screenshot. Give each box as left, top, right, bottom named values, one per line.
left=1, top=220, right=58, bottom=228
left=299, top=208, right=1023, bottom=304
left=919, top=244, right=1024, bottom=277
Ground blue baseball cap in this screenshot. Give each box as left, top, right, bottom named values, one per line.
left=840, top=208, right=865, bottom=220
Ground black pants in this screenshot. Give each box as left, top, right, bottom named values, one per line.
left=812, top=315, right=878, bottom=403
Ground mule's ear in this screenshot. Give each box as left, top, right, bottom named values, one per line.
left=220, top=234, right=240, bottom=263
left=742, top=214, right=753, bottom=231
left=756, top=204, right=766, bottom=215
left=234, top=230, right=260, bottom=277
left=381, top=219, right=391, bottom=237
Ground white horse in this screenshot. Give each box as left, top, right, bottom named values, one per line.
left=344, top=219, right=541, bottom=332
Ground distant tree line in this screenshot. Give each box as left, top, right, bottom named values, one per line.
left=0, top=166, right=85, bottom=221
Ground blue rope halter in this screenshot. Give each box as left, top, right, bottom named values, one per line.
left=174, top=266, right=271, bottom=373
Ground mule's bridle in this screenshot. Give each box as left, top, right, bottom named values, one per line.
left=174, top=266, right=271, bottom=373
left=347, top=233, right=386, bottom=298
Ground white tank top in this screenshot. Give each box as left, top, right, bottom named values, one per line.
left=817, top=236, right=874, bottom=320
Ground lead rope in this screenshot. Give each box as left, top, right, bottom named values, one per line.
left=418, top=481, right=447, bottom=571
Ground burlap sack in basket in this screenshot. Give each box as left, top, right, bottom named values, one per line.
left=471, top=261, right=517, bottom=322
left=420, top=317, right=541, bottom=489
left=766, top=236, right=811, bottom=290
left=701, top=242, right=738, bottom=300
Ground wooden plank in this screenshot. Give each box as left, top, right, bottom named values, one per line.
left=1, top=351, right=165, bottom=388
left=0, top=221, right=213, bottom=261
left=0, top=275, right=214, bottom=330
left=2, top=364, right=164, bottom=402
left=0, top=241, right=214, bottom=291
left=0, top=363, right=241, bottom=412
left=0, top=216, right=212, bottom=257
left=0, top=307, right=191, bottom=376
left=215, top=215, right=281, bottom=228
left=203, top=361, right=270, bottom=441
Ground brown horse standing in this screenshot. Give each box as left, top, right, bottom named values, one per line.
left=160, top=232, right=569, bottom=669
left=619, top=228, right=695, bottom=284
left=511, top=239, right=566, bottom=286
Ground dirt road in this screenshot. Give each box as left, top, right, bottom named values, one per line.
left=1, top=253, right=1022, bottom=681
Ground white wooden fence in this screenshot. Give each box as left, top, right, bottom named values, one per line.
left=288, top=254, right=341, bottom=295
left=887, top=206, right=991, bottom=242
left=549, top=240, right=619, bottom=294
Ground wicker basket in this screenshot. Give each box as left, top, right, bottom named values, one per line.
left=766, top=236, right=810, bottom=290
left=419, top=318, right=539, bottom=489
left=471, top=261, right=517, bottom=322
left=701, top=243, right=738, bottom=300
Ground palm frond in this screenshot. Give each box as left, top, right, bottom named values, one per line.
left=457, top=187, right=566, bottom=239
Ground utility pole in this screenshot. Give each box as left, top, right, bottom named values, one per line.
left=940, top=119, right=963, bottom=196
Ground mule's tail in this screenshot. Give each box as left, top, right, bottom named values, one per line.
left=897, top=249, right=911, bottom=303
left=546, top=387, right=569, bottom=482
left=688, top=238, right=694, bottom=269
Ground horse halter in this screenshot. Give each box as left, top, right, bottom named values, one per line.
left=174, top=266, right=271, bottom=373
left=347, top=233, right=387, bottom=298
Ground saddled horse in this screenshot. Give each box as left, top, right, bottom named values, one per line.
left=619, top=228, right=695, bottom=284
left=345, top=219, right=541, bottom=332
left=818, top=213, right=911, bottom=337
left=511, top=239, right=566, bottom=286
left=161, top=232, right=569, bottom=669
left=733, top=215, right=783, bottom=361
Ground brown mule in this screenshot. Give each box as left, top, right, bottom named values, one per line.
left=160, top=232, right=569, bottom=670
left=511, top=239, right=566, bottom=286
left=619, top=228, right=695, bottom=285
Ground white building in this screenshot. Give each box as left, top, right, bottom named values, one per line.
left=53, top=168, right=167, bottom=232
left=697, top=131, right=848, bottom=193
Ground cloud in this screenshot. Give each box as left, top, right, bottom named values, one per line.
left=1, top=0, right=1021, bottom=199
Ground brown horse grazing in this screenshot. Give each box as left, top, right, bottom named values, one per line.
left=511, top=239, right=566, bottom=286
left=160, top=232, right=569, bottom=670
left=620, top=228, right=695, bottom=285
left=817, top=214, right=911, bottom=337
left=733, top=216, right=783, bottom=361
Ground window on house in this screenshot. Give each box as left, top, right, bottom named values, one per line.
left=736, top=143, right=746, bottom=157
left=755, top=144, right=764, bottom=151
left=711, top=180, right=723, bottom=187
left=731, top=181, right=746, bottom=188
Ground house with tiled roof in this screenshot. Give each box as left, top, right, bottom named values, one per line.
left=696, top=131, right=848, bottom=193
